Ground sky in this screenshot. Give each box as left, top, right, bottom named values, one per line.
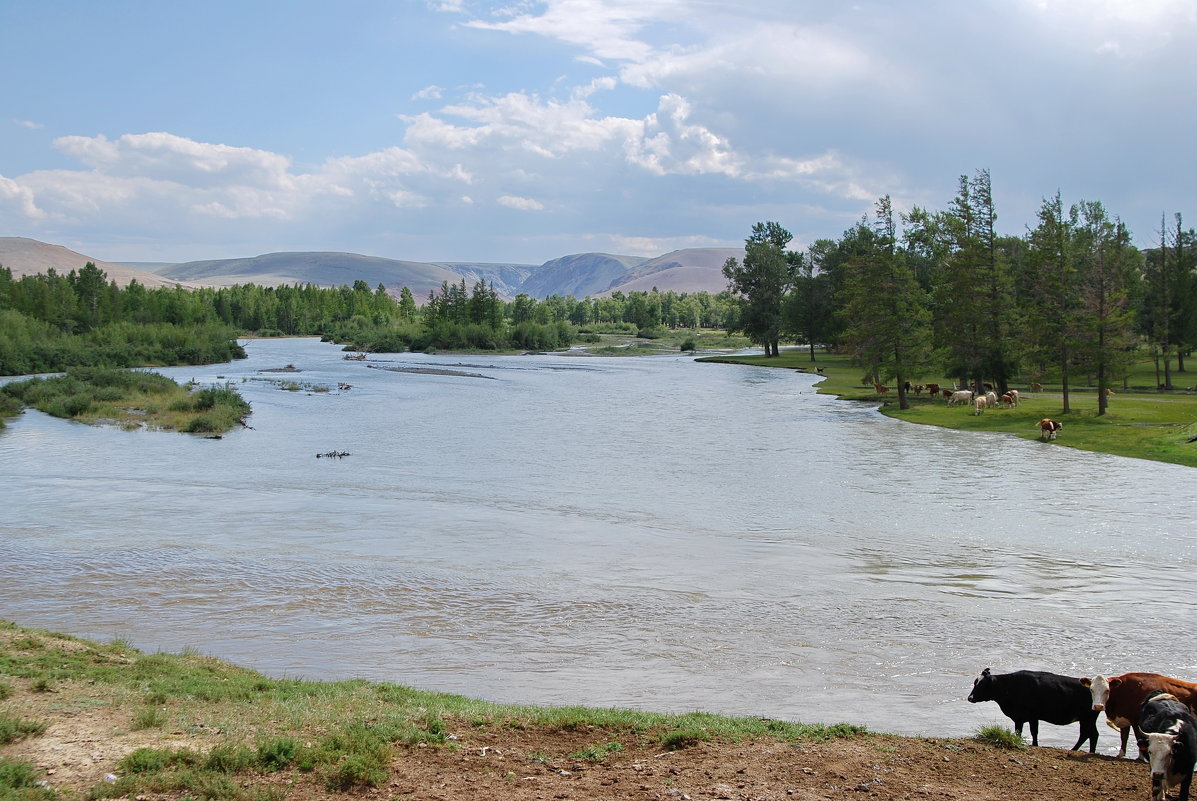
left=1, top=0, right=1194, bottom=266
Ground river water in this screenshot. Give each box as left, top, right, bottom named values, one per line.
left=1, top=337, right=1195, bottom=748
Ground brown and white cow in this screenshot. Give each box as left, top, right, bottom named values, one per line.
left=1081, top=673, right=1197, bottom=759
left=973, top=396, right=987, bottom=415
left=1039, top=418, right=1063, bottom=440
left=926, top=383, right=941, bottom=396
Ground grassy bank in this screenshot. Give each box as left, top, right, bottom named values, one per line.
left=0, top=621, right=864, bottom=800
left=698, top=350, right=1197, bottom=468
left=0, top=368, right=251, bottom=435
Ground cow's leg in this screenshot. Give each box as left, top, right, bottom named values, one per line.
left=1027, top=719, right=1040, bottom=747
left=1117, top=726, right=1130, bottom=759
left=1134, top=724, right=1149, bottom=762
left=1071, top=716, right=1098, bottom=753
left=1177, top=771, right=1191, bottom=801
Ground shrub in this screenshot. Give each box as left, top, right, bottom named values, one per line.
left=0, top=682, right=12, bottom=701
left=569, top=741, right=624, bottom=763
left=0, top=757, right=54, bottom=799
left=0, top=716, right=48, bottom=744
left=203, top=744, right=257, bottom=774
left=256, top=737, right=299, bottom=771
left=975, top=725, right=1026, bottom=749
left=659, top=727, right=710, bottom=750
left=324, top=755, right=387, bottom=790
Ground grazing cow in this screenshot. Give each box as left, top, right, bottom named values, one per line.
left=1001, top=392, right=1016, bottom=408
left=874, top=382, right=890, bottom=395
left=974, top=396, right=987, bottom=415
left=1032, top=382, right=1044, bottom=393
left=942, top=388, right=953, bottom=400
left=1082, top=673, right=1197, bottom=759
left=985, top=391, right=998, bottom=408
left=949, top=389, right=974, bottom=406
left=1140, top=692, right=1197, bottom=801
left=913, top=384, right=925, bottom=396
left=1039, top=418, right=1063, bottom=440
left=926, top=383, right=941, bottom=396
left=968, top=668, right=1099, bottom=752
left=1106, top=387, right=1116, bottom=396
left=1006, top=389, right=1019, bottom=406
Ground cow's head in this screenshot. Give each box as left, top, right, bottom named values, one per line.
left=1147, top=723, right=1184, bottom=801
left=1081, top=674, right=1114, bottom=711
left=967, top=668, right=994, bottom=703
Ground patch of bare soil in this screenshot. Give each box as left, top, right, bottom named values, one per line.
left=3, top=675, right=1149, bottom=801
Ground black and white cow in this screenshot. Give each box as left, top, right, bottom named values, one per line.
left=967, top=667, right=1099, bottom=752
left=1141, top=692, right=1197, bottom=801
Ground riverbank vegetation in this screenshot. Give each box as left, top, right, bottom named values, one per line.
left=1, top=368, right=251, bottom=434
left=0, top=620, right=873, bottom=800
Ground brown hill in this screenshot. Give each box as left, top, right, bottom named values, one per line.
left=600, top=247, right=743, bottom=295
left=0, top=237, right=189, bottom=288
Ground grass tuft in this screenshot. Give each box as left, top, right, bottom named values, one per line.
left=974, top=725, right=1027, bottom=750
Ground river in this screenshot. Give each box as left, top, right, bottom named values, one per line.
left=1, top=337, right=1194, bottom=750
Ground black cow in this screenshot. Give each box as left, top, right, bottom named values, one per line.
left=1141, top=692, right=1197, bottom=801
left=967, top=667, right=1099, bottom=752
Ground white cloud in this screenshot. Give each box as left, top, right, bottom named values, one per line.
left=14, top=119, right=43, bottom=130
left=412, top=84, right=444, bottom=100
left=497, top=195, right=544, bottom=211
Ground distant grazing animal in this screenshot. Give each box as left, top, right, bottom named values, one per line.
left=1001, top=392, right=1016, bottom=408
left=913, top=384, right=925, bottom=395
left=1031, top=382, right=1044, bottom=393
left=1140, top=692, right=1197, bottom=801
left=1006, top=389, right=1019, bottom=406
left=926, top=383, right=941, bottom=396
left=874, top=382, right=890, bottom=395
left=1082, top=673, right=1197, bottom=759
left=985, top=391, right=998, bottom=408
left=1106, top=387, right=1116, bottom=396
left=968, top=668, right=1099, bottom=752
left=973, top=396, right=987, bottom=415
left=942, top=388, right=953, bottom=399
left=1039, top=418, right=1063, bottom=440
left=949, top=389, right=974, bottom=406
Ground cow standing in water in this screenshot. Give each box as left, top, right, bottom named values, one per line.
left=968, top=668, right=1099, bottom=752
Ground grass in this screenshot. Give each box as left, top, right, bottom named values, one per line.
left=0, top=620, right=866, bottom=800
left=698, top=349, right=1197, bottom=468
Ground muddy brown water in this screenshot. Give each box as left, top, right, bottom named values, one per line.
left=2, top=338, right=1194, bottom=750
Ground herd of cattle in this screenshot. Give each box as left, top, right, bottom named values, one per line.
left=875, top=381, right=1067, bottom=440
left=969, top=668, right=1197, bottom=800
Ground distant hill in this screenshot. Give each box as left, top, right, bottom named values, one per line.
left=596, top=248, right=743, bottom=296
left=0, top=237, right=189, bottom=288
left=519, top=253, right=649, bottom=299
left=2, top=237, right=743, bottom=300
left=155, top=252, right=473, bottom=298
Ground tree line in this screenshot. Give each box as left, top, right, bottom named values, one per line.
left=721, top=169, right=1195, bottom=414
left=0, top=263, right=744, bottom=375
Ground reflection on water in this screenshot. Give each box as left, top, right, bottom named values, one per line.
left=2, top=338, right=1196, bottom=749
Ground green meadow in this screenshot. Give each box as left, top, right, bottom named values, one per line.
left=698, top=351, right=1197, bottom=469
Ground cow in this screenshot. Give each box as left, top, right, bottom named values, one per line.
left=1082, top=673, right=1197, bottom=759
left=985, top=391, right=998, bottom=408
left=942, top=388, right=953, bottom=399
left=1039, top=418, right=1063, bottom=440
left=1001, top=392, right=1016, bottom=408
left=1140, top=692, right=1197, bottom=801
left=913, top=384, right=925, bottom=396
left=967, top=668, right=1099, bottom=752
left=1031, top=382, right=1044, bottom=393
left=874, top=382, right=890, bottom=395
left=1006, top=389, right=1019, bottom=406
left=973, top=396, right=987, bottom=415
left=949, top=389, right=974, bottom=406
left=926, top=383, right=941, bottom=396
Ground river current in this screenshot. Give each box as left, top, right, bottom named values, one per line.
left=1, top=337, right=1194, bottom=749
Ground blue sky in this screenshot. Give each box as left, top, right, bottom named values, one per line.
left=2, top=0, right=1194, bottom=265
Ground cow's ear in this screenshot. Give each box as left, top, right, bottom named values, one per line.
left=1079, top=678, right=1091, bottom=687
left=1110, top=678, right=1123, bottom=689
left=981, top=668, right=991, bottom=677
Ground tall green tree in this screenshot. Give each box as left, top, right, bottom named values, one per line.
left=722, top=221, right=797, bottom=357
left=838, top=196, right=933, bottom=410
left=1023, top=192, right=1082, bottom=411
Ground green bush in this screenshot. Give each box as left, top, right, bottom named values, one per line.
left=256, top=737, right=299, bottom=771
left=974, top=724, right=1027, bottom=749
left=659, top=727, right=710, bottom=750
left=203, top=744, right=257, bottom=774
left=323, top=754, right=387, bottom=790
left=0, top=757, right=55, bottom=799
left=0, top=716, right=48, bottom=744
